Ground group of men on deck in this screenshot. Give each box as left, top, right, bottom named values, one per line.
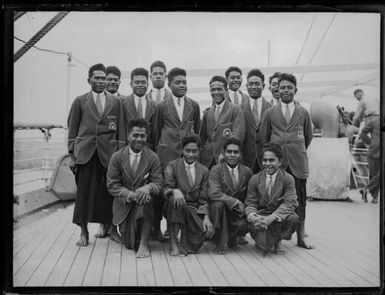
left=68, top=61, right=315, bottom=258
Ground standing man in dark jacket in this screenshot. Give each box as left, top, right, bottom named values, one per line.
left=67, top=63, right=126, bottom=246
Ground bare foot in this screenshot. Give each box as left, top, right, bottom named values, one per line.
left=274, top=242, right=286, bottom=255
left=76, top=232, right=89, bottom=247
left=237, top=236, right=248, bottom=245
left=170, top=243, right=180, bottom=256
left=95, top=224, right=109, bottom=238
left=297, top=240, right=315, bottom=250
left=214, top=244, right=225, bottom=255
left=136, top=243, right=150, bottom=258
left=110, top=231, right=122, bottom=244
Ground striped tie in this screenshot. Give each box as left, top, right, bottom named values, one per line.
left=284, top=104, right=291, bottom=124
left=234, top=92, right=239, bottom=105
left=137, top=97, right=143, bottom=118
left=267, top=176, right=273, bottom=196
left=156, top=89, right=162, bottom=103
left=96, top=93, right=103, bottom=116
left=131, top=154, right=139, bottom=173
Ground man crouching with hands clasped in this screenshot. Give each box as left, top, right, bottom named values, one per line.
left=107, top=118, right=162, bottom=258
left=245, top=143, right=299, bottom=256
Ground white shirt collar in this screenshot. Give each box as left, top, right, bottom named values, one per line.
left=172, top=95, right=185, bottom=102
left=92, top=90, right=105, bottom=99
left=228, top=89, right=241, bottom=95
left=184, top=160, right=196, bottom=168
left=226, top=164, right=239, bottom=174
left=215, top=99, right=226, bottom=109
left=266, top=170, right=278, bottom=185
left=129, top=146, right=142, bottom=157
left=134, top=93, right=145, bottom=100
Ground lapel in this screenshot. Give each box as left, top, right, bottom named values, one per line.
left=177, top=158, right=191, bottom=192
left=287, top=104, right=303, bottom=129
left=267, top=170, right=284, bottom=206
left=242, top=96, right=257, bottom=130
left=214, top=100, right=230, bottom=130
left=123, top=94, right=138, bottom=118
left=275, top=103, right=288, bottom=127
left=166, top=96, right=181, bottom=124
left=122, top=147, right=149, bottom=186
left=85, top=91, right=101, bottom=121
left=181, top=97, right=193, bottom=126
left=257, top=172, right=269, bottom=203
left=101, top=92, right=114, bottom=120
left=221, top=162, right=235, bottom=195
left=145, top=93, right=155, bottom=120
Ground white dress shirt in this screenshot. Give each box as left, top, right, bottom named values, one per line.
left=281, top=101, right=295, bottom=118
left=249, top=97, right=263, bottom=119
left=129, top=147, right=142, bottom=167
left=184, top=160, right=196, bottom=184
left=92, top=91, right=106, bottom=110
left=226, top=164, right=239, bottom=182
left=150, top=87, right=166, bottom=101
left=228, top=89, right=242, bottom=104
left=214, top=99, right=226, bottom=117
left=172, top=95, right=185, bottom=121
left=134, top=94, right=147, bottom=118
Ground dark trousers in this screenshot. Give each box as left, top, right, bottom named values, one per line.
left=210, top=201, right=248, bottom=246
left=286, top=167, right=307, bottom=223
left=367, top=156, right=380, bottom=198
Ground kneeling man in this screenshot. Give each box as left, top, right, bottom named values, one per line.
left=245, top=143, right=299, bottom=255
left=107, top=118, right=162, bottom=258
left=163, top=134, right=214, bottom=256
left=208, top=137, right=253, bottom=254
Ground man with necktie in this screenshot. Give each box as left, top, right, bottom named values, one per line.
left=163, top=134, right=214, bottom=256
left=245, top=143, right=299, bottom=255
left=107, top=118, right=162, bottom=258
left=67, top=63, right=126, bottom=247
left=105, top=66, right=123, bottom=97
left=199, top=75, right=245, bottom=169
left=148, top=60, right=172, bottom=104
left=260, top=73, right=314, bottom=250
left=241, top=69, right=272, bottom=173
left=225, top=66, right=248, bottom=105
left=208, top=137, right=253, bottom=254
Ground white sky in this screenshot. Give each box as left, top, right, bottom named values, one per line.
left=14, top=12, right=381, bottom=125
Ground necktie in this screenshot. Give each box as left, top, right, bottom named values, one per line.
left=234, top=92, right=239, bottom=105
left=214, top=105, right=221, bottom=121
left=284, top=104, right=291, bottom=124
left=96, top=93, right=103, bottom=116
left=156, top=89, right=162, bottom=103
left=267, top=176, right=273, bottom=196
left=131, top=154, right=139, bottom=173
left=231, top=169, right=238, bottom=188
left=137, top=97, right=143, bottom=118
left=186, top=165, right=194, bottom=186
left=252, top=99, right=260, bottom=125
left=177, top=97, right=181, bottom=106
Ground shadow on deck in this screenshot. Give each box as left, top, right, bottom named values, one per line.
left=13, top=189, right=380, bottom=287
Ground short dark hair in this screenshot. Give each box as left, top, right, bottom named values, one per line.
left=209, top=75, right=228, bottom=89
left=131, top=68, right=149, bottom=81
left=278, top=73, right=297, bottom=87
left=247, top=69, right=265, bottom=83
left=182, top=133, right=201, bottom=149
left=127, top=118, right=149, bottom=134
left=223, top=136, right=242, bottom=151
left=269, top=72, right=282, bottom=85
left=150, top=60, right=167, bottom=73
left=262, top=142, right=282, bottom=160
left=88, top=63, right=106, bottom=78
left=354, top=89, right=363, bottom=95
left=106, top=66, right=121, bottom=78
left=225, top=66, right=242, bottom=78
left=168, top=67, right=186, bottom=83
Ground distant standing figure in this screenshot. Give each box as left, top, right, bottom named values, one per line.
left=352, top=89, right=380, bottom=127
left=148, top=60, right=172, bottom=103
left=268, top=72, right=282, bottom=106
left=107, top=118, right=162, bottom=257
left=67, top=63, right=126, bottom=247
left=225, top=66, right=249, bottom=105
left=105, top=66, right=123, bottom=97
left=359, top=117, right=380, bottom=204
left=245, top=143, right=299, bottom=255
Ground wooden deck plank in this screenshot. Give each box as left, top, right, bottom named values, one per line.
left=63, top=238, right=95, bottom=286
left=82, top=237, right=110, bottom=286
left=164, top=249, right=192, bottom=286
left=202, top=243, right=247, bottom=286
left=150, top=241, right=174, bottom=286
left=119, top=243, right=137, bottom=286
left=26, top=221, right=76, bottom=286
left=101, top=239, right=122, bottom=286
left=180, top=253, right=211, bottom=286
left=43, top=231, right=80, bottom=286
left=136, top=251, right=156, bottom=286
left=194, top=242, right=229, bottom=286
left=14, top=217, right=70, bottom=286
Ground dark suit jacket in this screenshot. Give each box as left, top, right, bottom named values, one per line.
left=208, top=162, right=253, bottom=210
left=163, top=158, right=210, bottom=215
left=67, top=91, right=126, bottom=168
left=199, top=100, right=245, bottom=167
left=106, top=146, right=162, bottom=225
left=260, top=103, right=313, bottom=179
left=152, top=96, right=201, bottom=170
left=240, top=96, right=271, bottom=169
left=245, top=169, right=298, bottom=221
left=121, top=93, right=156, bottom=149
left=360, top=117, right=380, bottom=159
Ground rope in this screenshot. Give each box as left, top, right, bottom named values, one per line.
left=14, top=11, right=69, bottom=62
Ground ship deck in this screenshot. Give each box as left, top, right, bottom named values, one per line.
left=13, top=189, right=380, bottom=288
